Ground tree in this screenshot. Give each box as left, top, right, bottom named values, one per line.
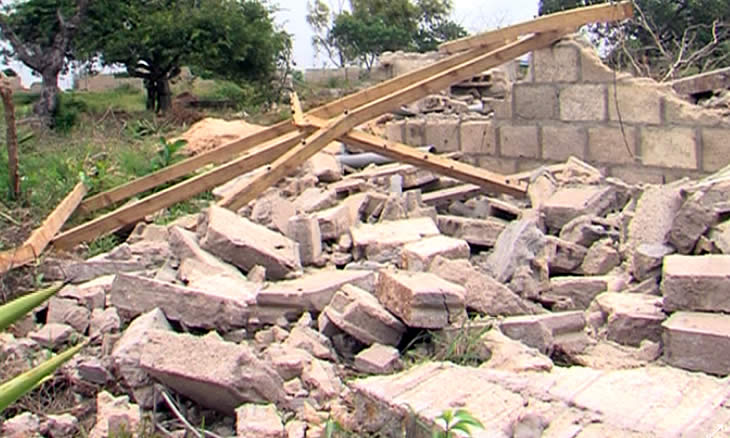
left=0, top=0, right=89, bottom=125
left=538, top=0, right=730, bottom=80
left=79, top=0, right=290, bottom=112
left=307, top=0, right=353, bottom=68
left=310, top=0, right=466, bottom=70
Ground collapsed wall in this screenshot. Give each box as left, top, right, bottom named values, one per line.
left=384, top=35, right=730, bottom=184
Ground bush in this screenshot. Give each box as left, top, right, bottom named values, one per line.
left=53, top=93, right=88, bottom=133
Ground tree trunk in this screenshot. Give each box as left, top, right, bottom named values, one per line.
left=34, top=71, right=60, bottom=126
left=0, top=80, right=20, bottom=199
left=156, top=77, right=172, bottom=113
left=145, top=79, right=157, bottom=111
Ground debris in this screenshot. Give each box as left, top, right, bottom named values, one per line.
left=436, top=215, right=507, bottom=247
left=235, top=403, right=285, bottom=438
left=542, top=186, right=616, bottom=231
left=401, top=235, right=470, bottom=271
left=354, top=343, right=403, bottom=374
left=590, top=292, right=665, bottom=347
left=662, top=311, right=730, bottom=375
left=479, top=329, right=553, bottom=372
left=88, top=391, right=141, bottom=438
left=662, top=255, right=730, bottom=313
left=28, top=323, right=75, bottom=350
left=350, top=217, right=440, bottom=263
left=287, top=214, right=323, bottom=266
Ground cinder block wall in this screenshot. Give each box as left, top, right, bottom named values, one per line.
left=384, top=36, right=730, bottom=184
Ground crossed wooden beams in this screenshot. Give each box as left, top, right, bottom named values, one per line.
left=46, top=2, right=633, bottom=251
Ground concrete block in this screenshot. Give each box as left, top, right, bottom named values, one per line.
left=668, top=192, right=717, bottom=254
left=286, top=214, right=322, bottom=266
left=313, top=203, right=352, bottom=241
left=664, top=95, right=727, bottom=127
left=608, top=84, right=662, bottom=124
left=354, top=344, right=403, bottom=374
left=532, top=45, right=579, bottom=82
left=549, top=276, right=609, bottom=310
left=47, top=297, right=90, bottom=334
left=436, top=215, right=506, bottom=247
left=662, top=255, right=730, bottom=312
left=460, top=120, right=496, bottom=154
left=283, top=325, right=337, bottom=361
left=702, top=128, right=730, bottom=172
left=543, top=186, right=616, bottom=231
left=404, top=119, right=426, bottom=146
left=323, top=284, right=406, bottom=346
left=169, top=227, right=245, bottom=281
left=500, top=311, right=586, bottom=354
left=139, top=331, right=288, bottom=414
left=424, top=117, right=460, bottom=153
left=29, top=323, right=74, bottom=350
left=477, top=156, right=517, bottom=174
left=513, top=85, right=558, bottom=120
left=608, top=165, right=665, bottom=185
left=709, top=220, right=730, bottom=254
left=385, top=121, right=404, bottom=143
left=663, top=311, right=730, bottom=375
left=429, top=256, right=538, bottom=316
left=249, top=191, right=297, bottom=234
left=376, top=270, right=466, bottom=328
left=581, top=239, right=621, bottom=275
left=541, top=124, right=586, bottom=161
left=632, top=243, right=673, bottom=281
left=199, top=206, right=301, bottom=280
left=401, top=235, right=469, bottom=271
left=641, top=127, right=697, bottom=169
left=580, top=46, right=616, bottom=82
left=306, top=152, right=342, bottom=183
left=499, top=124, right=539, bottom=158
left=627, top=183, right=684, bottom=251
left=293, top=187, right=338, bottom=213
left=89, top=392, right=141, bottom=438
left=588, top=125, right=637, bottom=164
left=544, top=236, right=587, bottom=274
left=559, top=84, right=606, bottom=121
left=593, top=292, right=665, bottom=347
left=350, top=217, right=440, bottom=263
left=480, top=329, right=553, bottom=372
left=57, top=276, right=111, bottom=310
left=485, top=217, right=546, bottom=284
left=236, top=404, right=284, bottom=438
left=559, top=215, right=612, bottom=248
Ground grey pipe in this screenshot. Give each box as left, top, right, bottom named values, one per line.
left=337, top=145, right=435, bottom=168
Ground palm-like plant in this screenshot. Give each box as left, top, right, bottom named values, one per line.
left=432, top=409, right=485, bottom=438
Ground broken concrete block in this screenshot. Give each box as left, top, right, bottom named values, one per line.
left=627, top=183, right=685, bottom=252
left=581, top=239, right=621, bottom=275
left=663, top=311, right=730, bottom=375
left=323, top=285, right=406, bottom=346
left=376, top=270, right=466, bottom=329
left=314, top=203, right=353, bottom=240
left=58, top=275, right=112, bottom=310
left=632, top=243, right=673, bottom=281
left=436, top=215, right=506, bottom=247
left=88, top=391, right=141, bottom=438
left=401, top=235, right=469, bottom=271
left=1, top=413, right=40, bottom=438
left=249, top=190, right=297, bottom=234
left=77, top=356, right=113, bottom=384
left=354, top=344, right=403, bottom=374
left=284, top=325, right=337, bottom=361
left=236, top=403, right=284, bottom=438
left=44, top=414, right=79, bottom=438
left=485, top=216, right=546, bottom=284
left=350, top=217, right=440, bottom=263
left=709, top=219, right=730, bottom=254
left=544, top=236, right=587, bottom=274
left=668, top=191, right=717, bottom=254
left=429, top=256, right=538, bottom=316
left=293, top=187, right=338, bottom=213
left=662, top=255, right=730, bottom=312
left=140, top=331, right=289, bottom=414
left=263, top=344, right=312, bottom=380
left=559, top=215, right=612, bottom=247
left=168, top=226, right=245, bottom=281
left=29, top=323, right=74, bottom=350
left=111, top=308, right=172, bottom=408
left=500, top=311, right=586, bottom=354
left=548, top=276, right=609, bottom=310
left=306, top=152, right=342, bottom=183
left=89, top=307, right=121, bottom=340
left=47, top=297, right=91, bottom=334
left=479, top=329, right=553, bottom=372
left=379, top=193, right=408, bottom=221
left=286, top=214, right=323, bottom=266
left=543, top=186, right=616, bottom=231
left=110, top=273, right=251, bottom=331
left=256, top=269, right=375, bottom=321
left=592, top=292, right=665, bottom=347
left=198, top=205, right=301, bottom=280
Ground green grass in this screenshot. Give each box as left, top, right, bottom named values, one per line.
left=68, top=85, right=147, bottom=114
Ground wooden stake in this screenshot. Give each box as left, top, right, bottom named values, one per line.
left=0, top=78, right=19, bottom=199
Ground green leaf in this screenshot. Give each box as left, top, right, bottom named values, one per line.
left=0, top=342, right=85, bottom=412
left=453, top=410, right=484, bottom=429
left=0, top=282, right=64, bottom=331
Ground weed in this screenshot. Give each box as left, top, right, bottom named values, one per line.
left=432, top=409, right=484, bottom=438
left=403, top=319, right=492, bottom=368
left=53, top=93, right=89, bottom=133
left=86, top=234, right=121, bottom=258
left=154, top=137, right=187, bottom=169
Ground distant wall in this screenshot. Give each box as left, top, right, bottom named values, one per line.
left=384, top=36, right=730, bottom=184
left=304, top=67, right=364, bottom=85
left=75, top=75, right=144, bottom=92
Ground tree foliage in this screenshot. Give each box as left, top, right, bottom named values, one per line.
left=307, top=0, right=466, bottom=70
left=538, top=0, right=730, bottom=80
left=77, top=0, right=291, bottom=112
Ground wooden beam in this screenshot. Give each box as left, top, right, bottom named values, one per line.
left=219, top=32, right=559, bottom=210
left=439, top=1, right=633, bottom=54
left=52, top=132, right=305, bottom=250
left=0, top=182, right=87, bottom=274
left=290, top=91, right=305, bottom=126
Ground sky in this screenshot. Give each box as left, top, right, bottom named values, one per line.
left=6, top=0, right=540, bottom=88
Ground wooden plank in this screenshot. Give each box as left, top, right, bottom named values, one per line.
left=0, top=182, right=87, bottom=274
left=51, top=132, right=305, bottom=250
left=78, top=120, right=293, bottom=214
left=218, top=31, right=563, bottom=210
left=290, top=91, right=305, bottom=126
left=439, top=1, right=633, bottom=54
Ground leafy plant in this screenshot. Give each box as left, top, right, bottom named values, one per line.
left=0, top=282, right=85, bottom=412
left=154, top=137, right=187, bottom=169
left=432, top=409, right=484, bottom=438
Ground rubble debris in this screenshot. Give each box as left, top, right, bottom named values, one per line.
left=589, top=292, right=665, bottom=347
left=662, top=254, right=730, bottom=313
left=46, top=297, right=91, bottom=334
left=376, top=269, right=466, bottom=328
left=632, top=243, right=673, bottom=281
left=542, top=186, right=616, bottom=231
left=287, top=214, right=323, bottom=266
left=350, top=216, right=440, bottom=262
left=479, top=329, right=553, bottom=372
left=663, top=311, right=730, bottom=375
left=198, top=205, right=302, bottom=280
left=235, top=403, right=285, bottom=438
left=547, top=276, right=610, bottom=310
left=401, top=235, right=469, bottom=271
left=580, top=238, right=620, bottom=275
left=1, top=412, right=41, bottom=438
left=89, top=391, right=141, bottom=438
left=500, top=311, right=586, bottom=355
left=436, top=215, right=506, bottom=247
left=28, top=323, right=75, bottom=349
left=354, top=343, right=403, bottom=374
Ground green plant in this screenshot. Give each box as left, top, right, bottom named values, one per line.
left=0, top=282, right=85, bottom=412
left=432, top=409, right=484, bottom=438
left=154, top=137, right=187, bottom=170
left=53, top=93, right=89, bottom=133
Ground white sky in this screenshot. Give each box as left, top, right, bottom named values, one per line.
left=6, top=0, right=540, bottom=88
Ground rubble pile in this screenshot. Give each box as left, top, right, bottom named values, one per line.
left=4, top=153, right=730, bottom=437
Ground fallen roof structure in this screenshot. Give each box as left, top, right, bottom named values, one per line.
left=44, top=2, right=633, bottom=252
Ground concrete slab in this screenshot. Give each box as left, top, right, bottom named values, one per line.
left=662, top=255, right=730, bottom=312
left=663, top=311, right=730, bottom=376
